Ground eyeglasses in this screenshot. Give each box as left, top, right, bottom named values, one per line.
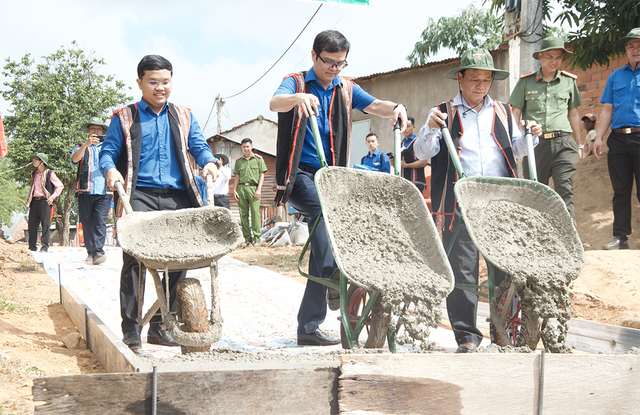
left=317, top=55, right=348, bottom=70
left=145, top=80, right=171, bottom=87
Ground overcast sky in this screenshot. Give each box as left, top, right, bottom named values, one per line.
left=0, top=0, right=480, bottom=137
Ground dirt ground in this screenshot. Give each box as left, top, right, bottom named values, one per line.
left=1, top=152, right=639, bottom=414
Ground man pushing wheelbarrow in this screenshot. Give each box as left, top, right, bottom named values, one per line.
left=270, top=30, right=408, bottom=346
left=413, top=48, right=544, bottom=353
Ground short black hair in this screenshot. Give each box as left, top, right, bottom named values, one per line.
left=365, top=132, right=378, bottom=140
left=241, top=138, right=252, bottom=145
left=407, top=116, right=415, bottom=126
left=137, top=55, right=173, bottom=79
left=313, top=30, right=350, bottom=57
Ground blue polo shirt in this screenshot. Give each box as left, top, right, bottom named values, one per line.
left=71, top=142, right=106, bottom=195
left=273, top=68, right=376, bottom=169
left=600, top=64, right=640, bottom=129
left=361, top=149, right=391, bottom=173
left=402, top=133, right=416, bottom=149
left=99, top=99, right=216, bottom=190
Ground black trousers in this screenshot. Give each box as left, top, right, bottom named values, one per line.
left=28, top=199, right=52, bottom=251
left=119, top=188, right=192, bottom=335
left=607, top=131, right=640, bottom=241
left=442, top=208, right=506, bottom=346
left=78, top=193, right=111, bottom=258
left=213, top=194, right=231, bottom=209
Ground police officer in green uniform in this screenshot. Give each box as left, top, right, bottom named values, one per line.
left=233, top=138, right=267, bottom=247
left=508, top=37, right=583, bottom=223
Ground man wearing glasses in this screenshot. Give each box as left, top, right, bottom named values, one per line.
left=270, top=30, right=407, bottom=346
left=100, top=55, right=219, bottom=351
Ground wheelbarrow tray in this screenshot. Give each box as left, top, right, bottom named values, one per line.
left=453, top=176, right=585, bottom=282
left=117, top=205, right=243, bottom=271
left=315, top=167, right=455, bottom=297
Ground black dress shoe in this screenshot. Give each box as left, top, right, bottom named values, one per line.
left=327, top=268, right=341, bottom=311
left=122, top=331, right=142, bottom=350
left=455, top=342, right=478, bottom=353
left=147, top=327, right=179, bottom=347
left=602, top=237, right=629, bottom=250
left=297, top=329, right=340, bottom=346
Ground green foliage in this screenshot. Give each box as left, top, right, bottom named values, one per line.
left=0, top=293, right=37, bottom=315
left=0, top=158, right=28, bottom=227
left=555, top=0, right=640, bottom=70
left=407, top=4, right=503, bottom=66
left=1, top=41, right=131, bottom=244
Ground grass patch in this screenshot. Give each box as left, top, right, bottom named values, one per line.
left=0, top=294, right=36, bottom=316
left=15, top=259, right=38, bottom=272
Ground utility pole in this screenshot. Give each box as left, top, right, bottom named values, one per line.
left=215, top=93, right=227, bottom=135
left=505, top=0, right=544, bottom=94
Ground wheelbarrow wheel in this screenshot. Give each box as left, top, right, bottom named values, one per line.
left=340, top=284, right=388, bottom=349
left=490, top=278, right=541, bottom=350
left=176, top=278, right=211, bottom=354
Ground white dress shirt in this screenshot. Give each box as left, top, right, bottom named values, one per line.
left=414, top=92, right=537, bottom=178
left=211, top=165, right=232, bottom=195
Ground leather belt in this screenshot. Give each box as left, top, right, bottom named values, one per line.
left=32, top=196, right=47, bottom=200
left=299, top=164, right=319, bottom=175
left=239, top=183, right=257, bottom=186
left=214, top=194, right=228, bottom=197
left=137, top=187, right=184, bottom=194
left=612, top=127, right=640, bottom=134
left=542, top=131, right=571, bottom=139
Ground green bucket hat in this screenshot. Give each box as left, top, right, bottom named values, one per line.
left=615, top=27, right=640, bottom=52
left=444, top=48, right=509, bottom=81
left=213, top=153, right=229, bottom=166
left=533, top=37, right=572, bottom=60
left=31, top=152, right=50, bottom=167
left=80, top=118, right=108, bottom=133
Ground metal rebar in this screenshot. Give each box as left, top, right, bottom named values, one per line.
left=152, top=365, right=158, bottom=415
left=538, top=350, right=545, bottom=415
left=58, top=263, right=62, bottom=304
left=84, top=308, right=90, bottom=350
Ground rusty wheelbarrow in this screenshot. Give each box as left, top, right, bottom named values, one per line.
left=115, top=176, right=243, bottom=352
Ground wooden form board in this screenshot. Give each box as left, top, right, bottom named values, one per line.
left=33, top=368, right=339, bottom=414
left=339, top=354, right=640, bottom=415
left=60, top=284, right=138, bottom=373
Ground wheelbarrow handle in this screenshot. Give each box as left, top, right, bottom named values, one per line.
left=440, top=124, right=467, bottom=178
left=205, top=173, right=215, bottom=206
left=393, top=119, right=402, bottom=176
left=523, top=120, right=538, bottom=182
left=309, top=114, right=328, bottom=169
left=114, top=181, right=134, bottom=215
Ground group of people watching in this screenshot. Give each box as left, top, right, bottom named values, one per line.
left=24, top=27, right=638, bottom=353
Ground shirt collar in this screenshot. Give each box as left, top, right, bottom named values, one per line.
left=452, top=92, right=494, bottom=111
left=535, top=68, right=560, bottom=83
left=306, top=67, right=341, bottom=90
left=138, top=98, right=168, bottom=115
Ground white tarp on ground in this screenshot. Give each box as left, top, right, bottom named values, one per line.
left=32, top=247, right=470, bottom=357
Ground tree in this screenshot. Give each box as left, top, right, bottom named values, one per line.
left=490, top=0, right=639, bottom=70
left=2, top=42, right=131, bottom=246
left=406, top=4, right=503, bottom=66
left=0, top=157, right=29, bottom=227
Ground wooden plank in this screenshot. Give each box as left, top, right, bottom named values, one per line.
left=339, top=354, right=640, bottom=415
left=565, top=318, right=640, bottom=353
left=60, top=284, right=138, bottom=373
left=34, top=368, right=339, bottom=414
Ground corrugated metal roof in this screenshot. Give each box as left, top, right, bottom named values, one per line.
left=353, top=56, right=460, bottom=82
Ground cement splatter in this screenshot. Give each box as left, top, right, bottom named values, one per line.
left=317, top=167, right=454, bottom=350
left=457, top=181, right=585, bottom=353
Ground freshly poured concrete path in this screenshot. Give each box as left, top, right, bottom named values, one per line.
left=33, top=247, right=468, bottom=360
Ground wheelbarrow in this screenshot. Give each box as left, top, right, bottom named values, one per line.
left=115, top=176, right=243, bottom=352
left=439, top=123, right=585, bottom=349
left=298, top=115, right=455, bottom=351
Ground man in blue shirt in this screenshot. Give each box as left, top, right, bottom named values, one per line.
left=401, top=116, right=429, bottom=191
left=270, top=30, right=407, bottom=346
left=593, top=28, right=640, bottom=250
left=72, top=119, right=111, bottom=265
left=100, top=55, right=218, bottom=351
left=360, top=133, right=391, bottom=173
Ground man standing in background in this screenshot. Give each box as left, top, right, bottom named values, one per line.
left=72, top=119, right=111, bottom=265
left=401, top=116, right=429, bottom=191
left=233, top=138, right=267, bottom=247
left=360, top=133, right=391, bottom=173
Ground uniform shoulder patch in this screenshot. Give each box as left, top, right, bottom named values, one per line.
left=235, top=156, right=243, bottom=161
left=520, top=72, right=536, bottom=78
left=560, top=70, right=577, bottom=79
left=254, top=153, right=263, bottom=158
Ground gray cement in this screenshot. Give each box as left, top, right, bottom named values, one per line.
left=316, top=167, right=454, bottom=350
left=117, top=206, right=243, bottom=270
left=455, top=180, right=585, bottom=352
